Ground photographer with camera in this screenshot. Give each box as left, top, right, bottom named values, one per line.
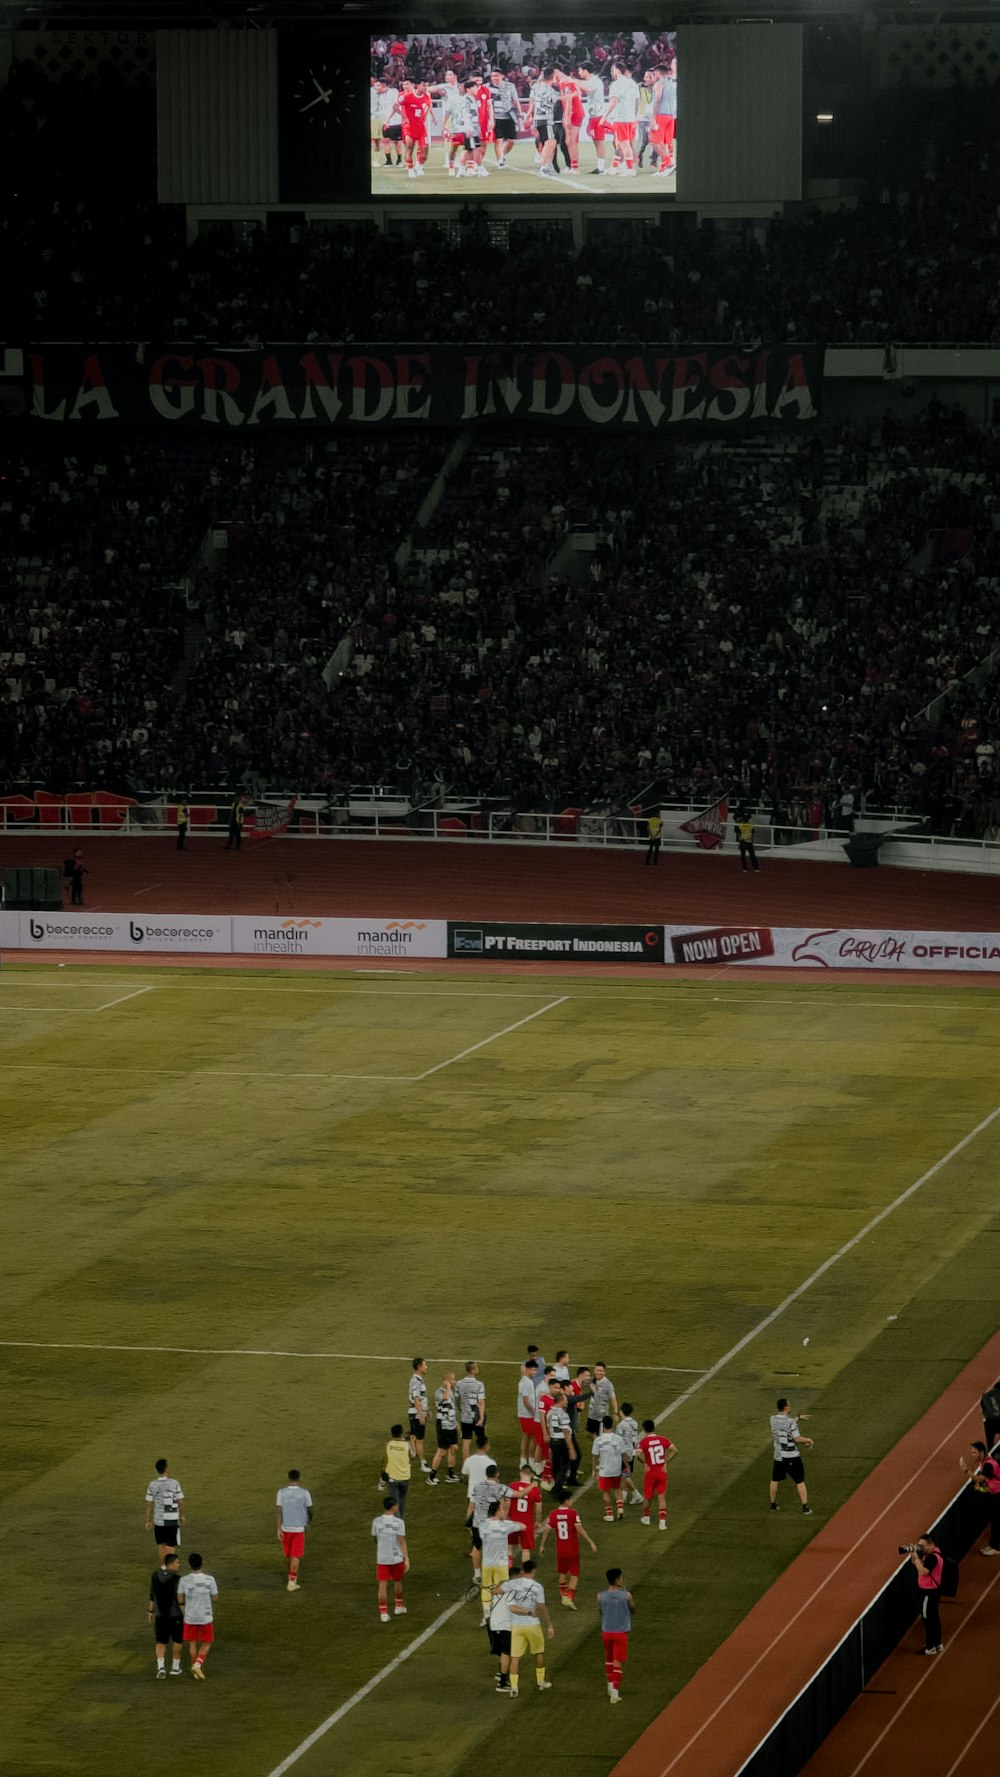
left=900, top=1535, right=945, bottom=1654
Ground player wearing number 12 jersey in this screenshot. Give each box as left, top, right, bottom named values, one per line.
left=636, top=1421, right=677, bottom=1528
left=399, top=81, right=432, bottom=179
left=539, top=1489, right=598, bottom=1609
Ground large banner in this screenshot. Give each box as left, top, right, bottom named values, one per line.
left=231, top=916, right=446, bottom=957
left=25, top=343, right=823, bottom=431
left=664, top=924, right=1000, bottom=972
left=16, top=912, right=232, bottom=952
left=448, top=921, right=665, bottom=962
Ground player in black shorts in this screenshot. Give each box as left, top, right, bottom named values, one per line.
left=148, top=1552, right=185, bottom=1678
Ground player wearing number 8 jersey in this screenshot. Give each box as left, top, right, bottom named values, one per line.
left=635, top=1420, right=677, bottom=1528
left=539, top=1489, right=598, bottom=1609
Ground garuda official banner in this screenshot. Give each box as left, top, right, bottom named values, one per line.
left=24, top=343, right=823, bottom=430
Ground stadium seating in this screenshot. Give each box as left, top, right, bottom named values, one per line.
left=4, top=421, right=999, bottom=839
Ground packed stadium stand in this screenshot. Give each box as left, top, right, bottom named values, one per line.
left=5, top=421, right=1000, bottom=838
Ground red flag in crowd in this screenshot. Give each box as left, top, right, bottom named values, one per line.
left=680, top=796, right=729, bottom=850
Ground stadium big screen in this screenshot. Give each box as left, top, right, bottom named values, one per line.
left=369, top=29, right=677, bottom=196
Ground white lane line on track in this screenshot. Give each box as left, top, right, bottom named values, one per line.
left=942, top=1688, right=1000, bottom=1777
left=260, top=1095, right=1000, bottom=1777
left=847, top=1567, right=1000, bottom=1777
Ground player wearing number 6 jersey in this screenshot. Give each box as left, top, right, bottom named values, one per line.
left=635, top=1421, right=677, bottom=1528
left=507, top=1464, right=543, bottom=1572
left=539, top=1488, right=598, bottom=1609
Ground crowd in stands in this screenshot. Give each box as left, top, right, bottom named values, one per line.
left=371, top=29, right=676, bottom=87
left=4, top=417, right=1000, bottom=840
left=2, top=55, right=1000, bottom=345
left=4, top=50, right=1000, bottom=841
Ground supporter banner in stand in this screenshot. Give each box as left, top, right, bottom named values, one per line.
left=231, top=916, right=446, bottom=957
left=448, top=922, right=665, bottom=962
left=664, top=924, right=1000, bottom=971
left=23, top=344, right=824, bottom=431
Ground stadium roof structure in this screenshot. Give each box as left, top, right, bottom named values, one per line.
left=5, top=0, right=1000, bottom=27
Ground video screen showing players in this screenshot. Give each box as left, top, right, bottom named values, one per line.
left=369, top=29, right=677, bottom=196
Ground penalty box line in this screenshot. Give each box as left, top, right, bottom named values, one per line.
left=259, top=1091, right=1000, bottom=1777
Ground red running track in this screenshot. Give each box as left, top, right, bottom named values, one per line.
left=2, top=834, right=999, bottom=927
left=799, top=1543, right=1000, bottom=1777
left=612, top=1330, right=1000, bottom=1777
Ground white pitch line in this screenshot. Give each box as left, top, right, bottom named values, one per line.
left=94, top=985, right=156, bottom=1012
left=264, top=1598, right=467, bottom=1777
left=8, top=978, right=998, bottom=1011
left=414, top=995, right=570, bottom=1079
left=0, top=1339, right=706, bottom=1372
left=0, top=1063, right=414, bottom=1082
left=261, top=1091, right=1000, bottom=1777
left=648, top=1093, right=1000, bottom=1438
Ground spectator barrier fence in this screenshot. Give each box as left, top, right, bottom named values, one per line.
left=733, top=1472, right=993, bottom=1777
left=2, top=799, right=998, bottom=874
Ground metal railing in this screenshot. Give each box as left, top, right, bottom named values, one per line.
left=3, top=800, right=999, bottom=874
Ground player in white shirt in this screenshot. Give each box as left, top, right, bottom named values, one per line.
left=504, top=1559, right=555, bottom=1696
left=604, top=61, right=641, bottom=175
left=408, top=1357, right=431, bottom=1471
left=526, top=67, right=559, bottom=179
left=370, top=80, right=382, bottom=165
left=428, top=70, right=464, bottom=171
left=462, top=1446, right=497, bottom=1500
left=488, top=1566, right=517, bottom=1692
left=456, top=1360, right=487, bottom=1460
left=517, top=1361, right=540, bottom=1466
left=371, top=1498, right=409, bottom=1622
left=617, top=1403, right=643, bottom=1505
left=377, top=81, right=403, bottom=169
left=275, top=1468, right=313, bottom=1592
left=479, top=1500, right=524, bottom=1622
left=592, top=1417, right=629, bottom=1521
left=177, top=1552, right=218, bottom=1679
left=577, top=61, right=609, bottom=173
left=144, top=1459, right=185, bottom=1560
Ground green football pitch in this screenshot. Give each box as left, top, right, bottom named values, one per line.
left=369, top=144, right=676, bottom=195
left=2, top=963, right=999, bottom=1777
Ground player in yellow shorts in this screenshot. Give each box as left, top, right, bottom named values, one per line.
left=479, top=1500, right=523, bottom=1621
left=503, top=1559, right=555, bottom=1695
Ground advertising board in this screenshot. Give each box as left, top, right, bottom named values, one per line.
left=230, top=916, right=446, bottom=957
left=447, top=922, right=665, bottom=961
left=664, top=924, right=1000, bottom=971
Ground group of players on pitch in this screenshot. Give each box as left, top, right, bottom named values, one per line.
left=371, top=60, right=677, bottom=183
left=378, top=1351, right=678, bottom=1701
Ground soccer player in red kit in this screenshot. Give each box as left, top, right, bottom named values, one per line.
left=635, top=1420, right=677, bottom=1529
left=507, top=1463, right=543, bottom=1573
left=539, top=1488, right=597, bottom=1609
left=400, top=80, right=432, bottom=179
left=475, top=78, right=494, bottom=173
left=555, top=72, right=584, bottom=170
